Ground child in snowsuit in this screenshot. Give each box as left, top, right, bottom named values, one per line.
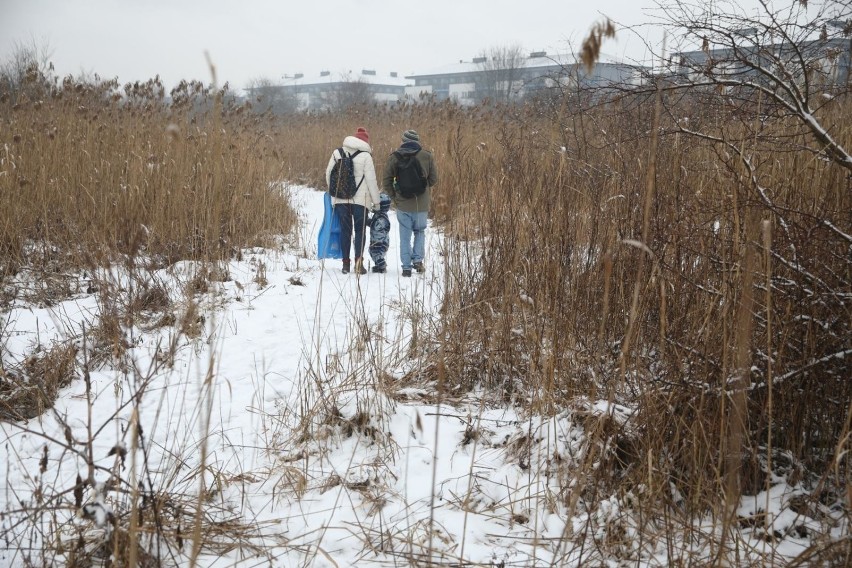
left=368, top=193, right=392, bottom=273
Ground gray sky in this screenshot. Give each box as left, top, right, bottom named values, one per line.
left=1, top=0, right=664, bottom=91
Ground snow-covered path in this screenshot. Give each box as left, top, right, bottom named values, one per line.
left=0, top=186, right=546, bottom=567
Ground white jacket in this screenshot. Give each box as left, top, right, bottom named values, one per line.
left=325, top=136, right=381, bottom=209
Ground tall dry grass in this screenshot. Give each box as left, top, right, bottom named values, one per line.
left=6, top=75, right=852, bottom=497
left=2, top=65, right=850, bottom=563
left=0, top=75, right=298, bottom=284
left=1, top=73, right=303, bottom=453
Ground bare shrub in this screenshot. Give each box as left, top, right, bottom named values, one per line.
left=0, top=342, right=77, bottom=420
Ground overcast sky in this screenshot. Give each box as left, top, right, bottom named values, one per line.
left=2, top=0, right=673, bottom=91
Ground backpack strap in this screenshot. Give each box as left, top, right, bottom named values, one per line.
left=338, top=148, right=363, bottom=161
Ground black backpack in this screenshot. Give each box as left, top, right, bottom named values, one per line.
left=393, top=150, right=427, bottom=198
left=328, top=148, right=364, bottom=199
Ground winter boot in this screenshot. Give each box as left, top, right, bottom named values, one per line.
left=354, top=258, right=367, bottom=275
left=401, top=268, right=412, bottom=277
left=342, top=259, right=350, bottom=274
left=413, top=261, right=425, bottom=273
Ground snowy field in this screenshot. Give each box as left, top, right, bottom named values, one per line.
left=1, top=185, right=844, bottom=567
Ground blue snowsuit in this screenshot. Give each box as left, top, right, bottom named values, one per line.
left=369, top=194, right=392, bottom=270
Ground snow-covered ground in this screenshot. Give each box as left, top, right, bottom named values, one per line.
left=1, top=186, right=844, bottom=567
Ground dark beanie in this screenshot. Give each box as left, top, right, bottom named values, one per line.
left=402, top=129, right=420, bottom=143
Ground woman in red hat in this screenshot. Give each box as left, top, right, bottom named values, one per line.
left=324, top=127, right=381, bottom=274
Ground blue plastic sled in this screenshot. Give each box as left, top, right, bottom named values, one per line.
left=317, top=192, right=343, bottom=259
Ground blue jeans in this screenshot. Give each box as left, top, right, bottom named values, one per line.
left=334, top=203, right=367, bottom=261
left=396, top=210, right=427, bottom=269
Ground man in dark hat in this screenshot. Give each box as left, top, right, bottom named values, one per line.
left=382, top=129, right=439, bottom=277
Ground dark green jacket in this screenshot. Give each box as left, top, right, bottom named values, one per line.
left=382, top=142, right=439, bottom=213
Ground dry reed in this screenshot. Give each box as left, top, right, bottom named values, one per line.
left=2, top=56, right=849, bottom=564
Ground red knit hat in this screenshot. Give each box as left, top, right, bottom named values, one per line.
left=354, top=127, right=369, bottom=143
